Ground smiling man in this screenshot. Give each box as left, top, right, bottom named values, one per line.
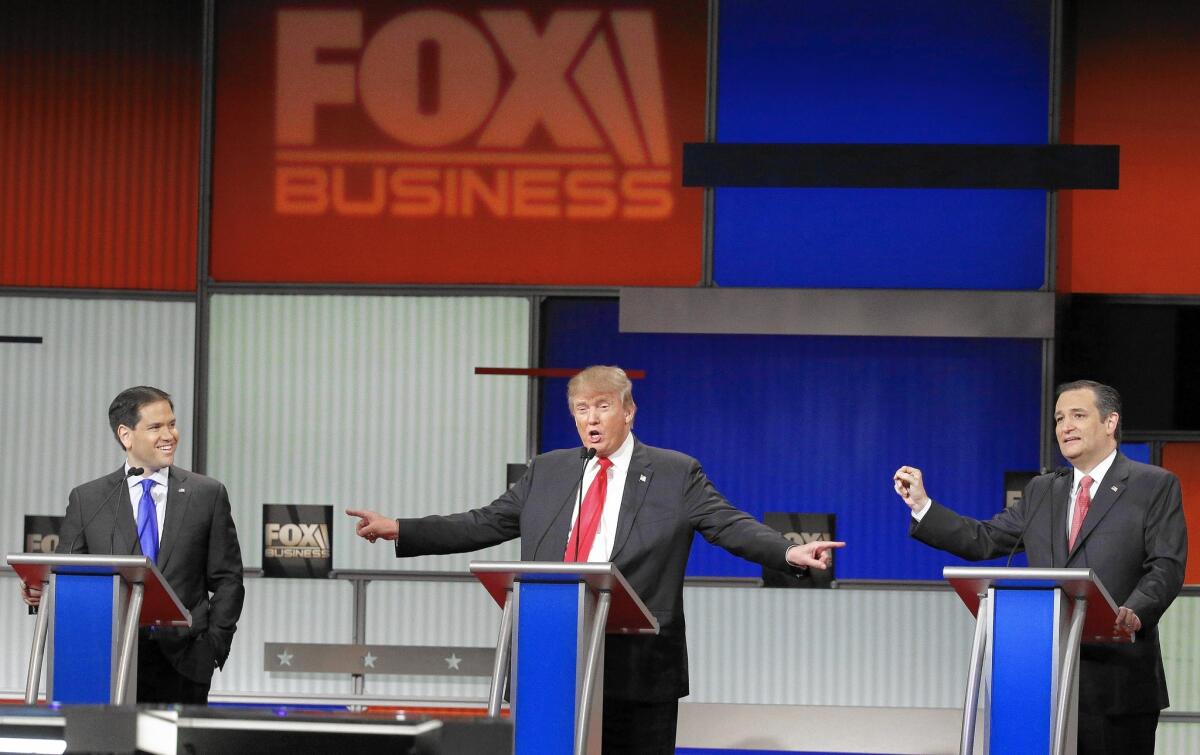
left=893, top=380, right=1187, bottom=755
left=348, top=365, right=843, bottom=754
left=23, top=386, right=245, bottom=704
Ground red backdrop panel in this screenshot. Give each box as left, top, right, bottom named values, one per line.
left=210, top=0, right=706, bottom=286
left=1161, top=443, right=1200, bottom=586
left=0, top=2, right=200, bottom=291
left=1057, top=1, right=1200, bottom=294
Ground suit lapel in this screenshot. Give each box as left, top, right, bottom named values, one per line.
left=529, top=455, right=589, bottom=560
left=1049, top=472, right=1071, bottom=566
left=1068, top=454, right=1128, bottom=560
left=110, top=468, right=139, bottom=555
left=609, top=440, right=653, bottom=563
left=156, top=466, right=190, bottom=569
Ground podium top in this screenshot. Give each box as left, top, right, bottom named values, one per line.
left=943, top=566, right=1131, bottom=644
left=470, top=561, right=658, bottom=635
left=7, top=553, right=191, bottom=627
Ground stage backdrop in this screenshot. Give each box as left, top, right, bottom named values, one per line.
left=210, top=0, right=706, bottom=286
left=538, top=298, right=1043, bottom=580
left=0, top=1, right=200, bottom=290
left=712, top=0, right=1052, bottom=290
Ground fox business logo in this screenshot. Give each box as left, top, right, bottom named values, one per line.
left=783, top=531, right=832, bottom=548
left=25, top=533, right=59, bottom=553
left=264, top=523, right=331, bottom=560
left=275, top=7, right=674, bottom=220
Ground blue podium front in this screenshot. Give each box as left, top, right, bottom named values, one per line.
left=8, top=554, right=191, bottom=706
left=944, top=567, right=1131, bottom=755
left=472, top=562, right=659, bottom=755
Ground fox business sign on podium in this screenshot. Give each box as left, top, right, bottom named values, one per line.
left=762, top=513, right=836, bottom=589
left=263, top=505, right=334, bottom=578
left=210, top=0, right=707, bottom=286
left=24, top=515, right=64, bottom=554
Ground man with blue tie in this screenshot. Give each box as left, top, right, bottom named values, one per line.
left=22, top=386, right=244, bottom=704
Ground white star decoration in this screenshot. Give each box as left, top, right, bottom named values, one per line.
left=276, top=650, right=294, bottom=667
left=444, top=653, right=462, bottom=670
left=362, top=652, right=377, bottom=669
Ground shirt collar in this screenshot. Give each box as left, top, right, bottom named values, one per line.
left=599, top=432, right=635, bottom=472
left=125, top=462, right=170, bottom=489
left=1073, top=448, right=1117, bottom=489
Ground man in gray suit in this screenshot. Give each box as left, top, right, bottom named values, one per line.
left=893, top=380, right=1187, bottom=755
left=349, top=365, right=844, bottom=754
left=23, top=386, right=245, bottom=704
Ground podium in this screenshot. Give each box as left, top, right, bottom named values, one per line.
left=8, top=553, right=191, bottom=706
left=470, top=562, right=658, bottom=755
left=944, top=567, right=1132, bottom=755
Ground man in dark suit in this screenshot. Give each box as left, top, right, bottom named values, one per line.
left=893, top=380, right=1187, bottom=755
left=22, top=386, right=245, bottom=704
left=348, top=365, right=844, bottom=754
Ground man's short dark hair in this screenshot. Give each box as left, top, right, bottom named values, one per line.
left=108, top=386, right=173, bottom=449
left=1056, top=379, right=1122, bottom=443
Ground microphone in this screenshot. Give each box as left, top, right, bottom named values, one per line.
left=34, top=467, right=142, bottom=615
left=572, top=447, right=597, bottom=563
left=1005, top=467, right=1070, bottom=568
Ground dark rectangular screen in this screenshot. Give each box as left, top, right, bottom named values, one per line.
left=1056, top=297, right=1200, bottom=434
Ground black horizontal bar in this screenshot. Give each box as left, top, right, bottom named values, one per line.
left=1, top=336, right=43, bottom=344
left=683, top=143, right=1119, bottom=190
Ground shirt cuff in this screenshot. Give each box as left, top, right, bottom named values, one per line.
left=911, top=500, right=932, bottom=522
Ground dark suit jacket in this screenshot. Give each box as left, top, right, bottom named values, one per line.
left=911, top=453, right=1187, bottom=715
left=57, top=466, right=245, bottom=684
left=394, top=438, right=799, bottom=701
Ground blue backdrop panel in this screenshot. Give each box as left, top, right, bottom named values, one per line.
left=540, top=299, right=1041, bottom=580
left=1119, top=442, right=1151, bottom=464
left=713, top=0, right=1051, bottom=289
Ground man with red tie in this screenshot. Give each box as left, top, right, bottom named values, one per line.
left=893, top=380, right=1187, bottom=755
left=349, top=365, right=843, bottom=754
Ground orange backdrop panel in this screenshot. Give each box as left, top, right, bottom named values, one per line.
left=0, top=2, right=200, bottom=291
left=210, top=0, right=706, bottom=286
left=1057, top=2, right=1200, bottom=294
left=1161, top=442, right=1200, bottom=585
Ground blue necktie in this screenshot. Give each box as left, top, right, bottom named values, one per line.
left=137, top=479, right=159, bottom=563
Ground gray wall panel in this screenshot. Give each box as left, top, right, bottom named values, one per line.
left=360, top=579, right=501, bottom=701
left=205, top=294, right=530, bottom=573
left=210, top=577, right=354, bottom=696
left=0, top=296, right=194, bottom=696
left=1160, top=591, right=1200, bottom=712
left=681, top=586, right=972, bottom=707
left=0, top=298, right=196, bottom=528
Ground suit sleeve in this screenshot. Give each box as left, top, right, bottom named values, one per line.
left=394, top=458, right=529, bottom=557
left=1123, top=473, right=1187, bottom=629
left=683, top=459, right=795, bottom=572
left=56, top=488, right=87, bottom=554
left=909, top=482, right=1035, bottom=561
left=204, top=483, right=245, bottom=667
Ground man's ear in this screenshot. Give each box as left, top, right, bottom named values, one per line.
left=117, top=425, right=133, bottom=451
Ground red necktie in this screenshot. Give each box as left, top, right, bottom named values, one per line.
left=565, top=457, right=613, bottom=562
left=1068, top=475, right=1094, bottom=551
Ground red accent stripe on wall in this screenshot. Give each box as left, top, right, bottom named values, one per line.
left=1058, top=1, right=1200, bottom=294
left=0, top=1, right=201, bottom=290
left=1161, top=443, right=1200, bottom=586
left=475, top=367, right=647, bottom=379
